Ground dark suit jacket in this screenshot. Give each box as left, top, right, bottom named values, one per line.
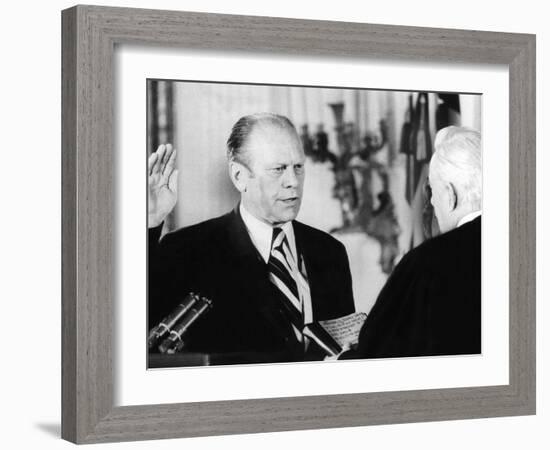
left=355, top=216, right=481, bottom=358
left=149, top=206, right=355, bottom=364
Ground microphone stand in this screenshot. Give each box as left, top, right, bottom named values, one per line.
left=158, top=296, right=213, bottom=354
left=148, top=293, right=199, bottom=350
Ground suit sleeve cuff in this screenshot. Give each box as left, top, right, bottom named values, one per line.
left=148, top=222, right=164, bottom=243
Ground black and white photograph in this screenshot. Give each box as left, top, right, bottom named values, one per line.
left=147, top=80, right=482, bottom=368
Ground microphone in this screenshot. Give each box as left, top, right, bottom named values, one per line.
left=148, top=293, right=199, bottom=350
left=158, top=295, right=213, bottom=354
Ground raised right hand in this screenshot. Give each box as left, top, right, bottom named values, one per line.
left=148, top=144, right=178, bottom=228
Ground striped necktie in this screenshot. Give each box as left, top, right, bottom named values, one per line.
left=267, top=227, right=303, bottom=330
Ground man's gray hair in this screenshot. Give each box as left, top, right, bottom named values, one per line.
left=226, top=112, right=298, bottom=166
left=431, top=126, right=482, bottom=210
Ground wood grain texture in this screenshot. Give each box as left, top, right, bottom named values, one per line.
left=61, top=6, right=77, bottom=443
left=508, top=36, right=536, bottom=412
left=61, top=4, right=536, bottom=444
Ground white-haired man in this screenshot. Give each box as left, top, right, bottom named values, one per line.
left=355, top=126, right=482, bottom=358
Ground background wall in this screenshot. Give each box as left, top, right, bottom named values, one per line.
left=170, top=83, right=479, bottom=229
left=166, top=82, right=480, bottom=313
left=0, top=0, right=546, bottom=449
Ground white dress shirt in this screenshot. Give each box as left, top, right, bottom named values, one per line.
left=239, top=203, right=297, bottom=263
left=457, top=210, right=482, bottom=227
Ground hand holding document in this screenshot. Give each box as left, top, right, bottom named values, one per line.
left=303, top=312, right=367, bottom=358
left=319, top=312, right=368, bottom=349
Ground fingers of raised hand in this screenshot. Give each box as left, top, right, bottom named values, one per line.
left=148, top=152, right=159, bottom=175
left=150, top=144, right=167, bottom=176
left=163, top=146, right=177, bottom=177
left=160, top=143, right=174, bottom=169
left=168, top=169, right=178, bottom=193
left=149, top=144, right=177, bottom=178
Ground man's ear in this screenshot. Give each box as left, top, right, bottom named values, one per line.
left=446, top=182, right=458, bottom=211
left=229, top=161, right=248, bottom=193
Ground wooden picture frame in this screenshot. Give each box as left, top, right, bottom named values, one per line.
left=61, top=5, right=536, bottom=444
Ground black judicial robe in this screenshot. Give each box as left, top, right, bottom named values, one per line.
left=357, top=216, right=481, bottom=358
left=148, top=206, right=355, bottom=364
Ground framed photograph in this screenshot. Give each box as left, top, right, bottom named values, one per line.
left=62, top=5, right=535, bottom=444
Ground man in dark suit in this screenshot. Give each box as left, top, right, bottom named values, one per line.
left=148, top=113, right=355, bottom=364
left=354, top=126, right=482, bottom=358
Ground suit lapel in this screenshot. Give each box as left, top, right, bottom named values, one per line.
left=293, top=221, right=328, bottom=321
left=224, top=206, right=265, bottom=267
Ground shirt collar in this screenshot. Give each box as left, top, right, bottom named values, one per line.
left=457, top=210, right=482, bottom=227
left=239, top=203, right=296, bottom=263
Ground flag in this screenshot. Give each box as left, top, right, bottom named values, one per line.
left=399, top=95, right=413, bottom=205
left=436, top=93, right=461, bottom=130
left=406, top=93, right=433, bottom=249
